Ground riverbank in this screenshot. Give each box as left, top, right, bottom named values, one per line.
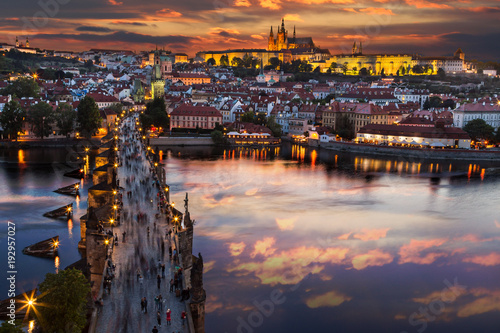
left=0, top=138, right=102, bottom=148
left=310, top=139, right=500, bottom=162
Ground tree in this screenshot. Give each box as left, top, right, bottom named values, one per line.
left=342, top=63, right=348, bottom=75
left=231, top=57, right=243, bottom=67
left=359, top=67, right=369, bottom=76
left=423, top=98, right=431, bottom=110
left=266, top=116, right=282, bottom=137
left=240, top=111, right=255, bottom=123
left=329, top=62, right=337, bottom=71
left=429, top=96, right=443, bottom=108
left=496, top=127, right=500, bottom=143
left=463, top=119, right=495, bottom=141
left=336, top=114, right=355, bottom=140
left=37, top=268, right=90, bottom=333
left=56, top=103, right=76, bottom=138
left=0, top=320, right=23, bottom=333
left=313, top=66, right=321, bottom=73
left=206, top=58, right=216, bottom=66
left=437, top=68, right=446, bottom=79
left=77, top=96, right=102, bottom=138
left=242, top=53, right=253, bottom=68
left=84, top=60, right=94, bottom=69
left=269, top=57, right=281, bottom=70
left=220, top=55, right=229, bottom=67
left=140, top=97, right=169, bottom=130
left=211, top=130, right=225, bottom=144
left=412, top=65, right=424, bottom=74
left=380, top=68, right=386, bottom=77
left=29, top=102, right=55, bottom=139
left=0, top=100, right=26, bottom=140
left=1, top=77, right=39, bottom=98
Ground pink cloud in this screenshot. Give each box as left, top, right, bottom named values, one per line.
left=463, top=252, right=500, bottom=266
left=337, top=232, right=351, bottom=240
left=108, top=0, right=123, bottom=5
left=352, top=249, right=394, bottom=270
left=306, top=290, right=352, bottom=308
left=399, top=238, right=448, bottom=265
left=353, top=228, right=390, bottom=241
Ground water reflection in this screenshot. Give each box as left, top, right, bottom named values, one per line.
left=161, top=142, right=500, bottom=333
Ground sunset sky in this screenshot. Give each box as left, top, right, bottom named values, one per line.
left=0, top=0, right=499, bottom=60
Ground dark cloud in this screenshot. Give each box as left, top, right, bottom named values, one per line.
left=111, top=21, right=149, bottom=26
left=34, top=31, right=198, bottom=46
left=75, top=26, right=113, bottom=32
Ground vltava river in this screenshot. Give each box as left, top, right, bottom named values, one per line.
left=162, top=143, right=500, bottom=333
left=1, top=143, right=499, bottom=332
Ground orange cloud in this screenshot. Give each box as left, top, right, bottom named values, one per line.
left=495, top=220, right=500, bottom=228
left=201, top=194, right=235, bottom=208
left=259, top=0, right=282, bottom=9
left=457, top=290, right=500, bottom=318
left=156, top=8, right=183, bottom=18
left=337, top=232, right=351, bottom=240
left=462, top=6, right=500, bottom=12
left=353, top=228, right=390, bottom=241
left=245, top=188, right=258, bottom=195
left=283, top=14, right=303, bottom=22
left=405, top=0, right=451, bottom=9
left=228, top=242, right=246, bottom=256
left=276, top=218, right=296, bottom=231
left=398, top=238, right=447, bottom=265
left=251, top=35, right=264, bottom=40
left=289, top=0, right=354, bottom=3
left=342, top=8, right=358, bottom=13
left=306, top=290, right=352, bottom=308
left=359, top=7, right=395, bottom=15
left=204, top=260, right=216, bottom=274
left=228, top=245, right=349, bottom=285
left=108, top=0, right=123, bottom=5
left=351, top=249, right=393, bottom=270
left=463, top=252, right=500, bottom=266
left=251, top=237, right=276, bottom=258
left=5, top=18, right=20, bottom=21
left=234, top=0, right=251, bottom=6
left=209, top=27, right=241, bottom=36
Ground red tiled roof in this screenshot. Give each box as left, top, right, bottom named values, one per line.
left=171, top=104, right=222, bottom=117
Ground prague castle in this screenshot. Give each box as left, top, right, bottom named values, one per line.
left=197, top=18, right=473, bottom=75
left=268, top=18, right=315, bottom=51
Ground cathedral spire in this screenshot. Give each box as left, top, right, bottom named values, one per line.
left=359, top=41, right=362, bottom=54
left=270, top=26, right=273, bottom=37
left=293, top=25, right=296, bottom=42
left=281, top=18, right=285, bottom=32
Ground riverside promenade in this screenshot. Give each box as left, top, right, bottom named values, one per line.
left=95, top=116, right=188, bottom=333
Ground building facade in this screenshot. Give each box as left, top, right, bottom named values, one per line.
left=170, top=104, right=223, bottom=131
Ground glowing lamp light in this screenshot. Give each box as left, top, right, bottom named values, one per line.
left=75, top=184, right=80, bottom=189
left=67, top=206, right=72, bottom=212
left=154, top=162, right=158, bottom=167
left=147, top=146, right=151, bottom=151
left=52, top=240, right=59, bottom=248
left=114, top=163, right=118, bottom=168
left=110, top=218, right=114, bottom=224
left=165, top=187, right=169, bottom=192
left=171, top=202, right=175, bottom=207
left=85, top=147, right=90, bottom=152
left=104, top=239, right=109, bottom=245
left=113, top=190, right=117, bottom=195
left=113, top=205, right=117, bottom=210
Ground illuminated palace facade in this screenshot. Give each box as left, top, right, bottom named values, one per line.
left=197, top=19, right=469, bottom=75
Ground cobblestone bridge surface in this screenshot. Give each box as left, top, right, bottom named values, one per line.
left=95, top=117, right=188, bottom=333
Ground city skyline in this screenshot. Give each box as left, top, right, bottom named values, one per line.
left=0, top=0, right=499, bottom=60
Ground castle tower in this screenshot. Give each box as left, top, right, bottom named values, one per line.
left=268, top=26, right=275, bottom=51
left=15, top=36, right=19, bottom=48
left=26, top=37, right=29, bottom=48
left=352, top=42, right=357, bottom=55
